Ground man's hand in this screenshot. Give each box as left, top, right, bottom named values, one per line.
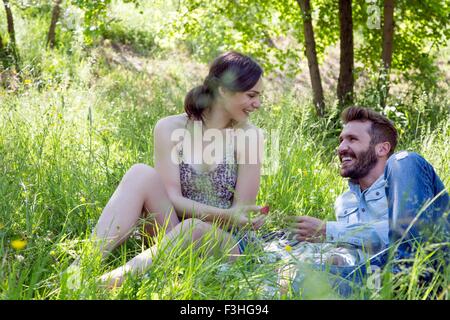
left=287, top=216, right=326, bottom=242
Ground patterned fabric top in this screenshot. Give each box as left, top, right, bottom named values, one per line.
left=178, top=127, right=238, bottom=209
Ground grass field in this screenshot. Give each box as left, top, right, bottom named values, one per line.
left=0, top=2, right=449, bottom=300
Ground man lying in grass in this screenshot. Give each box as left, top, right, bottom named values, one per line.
left=268, top=106, right=449, bottom=294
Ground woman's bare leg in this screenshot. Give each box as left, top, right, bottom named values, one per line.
left=92, top=163, right=180, bottom=259
left=99, top=218, right=241, bottom=288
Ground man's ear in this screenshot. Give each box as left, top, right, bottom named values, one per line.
left=376, top=142, right=391, bottom=157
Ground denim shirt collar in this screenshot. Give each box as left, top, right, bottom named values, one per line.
left=348, top=174, right=386, bottom=197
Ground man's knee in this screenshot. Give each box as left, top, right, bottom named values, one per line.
left=386, top=151, right=425, bottom=173
left=384, top=152, right=435, bottom=190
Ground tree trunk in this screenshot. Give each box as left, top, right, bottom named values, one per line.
left=47, top=0, right=63, bottom=49
left=2, top=0, right=19, bottom=71
left=296, top=0, right=325, bottom=117
left=337, top=0, right=354, bottom=107
left=0, top=32, right=5, bottom=69
left=379, top=0, right=394, bottom=108
left=3, top=0, right=15, bottom=45
left=382, top=0, right=394, bottom=70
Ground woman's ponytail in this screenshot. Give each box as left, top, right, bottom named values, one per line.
left=184, top=84, right=213, bottom=121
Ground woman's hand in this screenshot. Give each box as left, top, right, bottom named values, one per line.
left=227, top=205, right=269, bottom=230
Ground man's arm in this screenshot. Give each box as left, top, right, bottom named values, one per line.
left=288, top=215, right=389, bottom=255
left=325, top=217, right=389, bottom=254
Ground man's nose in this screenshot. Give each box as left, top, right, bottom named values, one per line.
left=338, top=141, right=348, bottom=154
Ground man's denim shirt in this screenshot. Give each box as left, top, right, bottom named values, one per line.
left=326, top=174, right=389, bottom=259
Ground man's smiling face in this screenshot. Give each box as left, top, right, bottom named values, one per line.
left=338, top=120, right=379, bottom=180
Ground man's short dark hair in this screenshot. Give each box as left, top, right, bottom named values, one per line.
left=341, top=106, right=398, bottom=156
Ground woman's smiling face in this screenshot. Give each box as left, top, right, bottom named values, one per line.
left=220, top=77, right=263, bottom=123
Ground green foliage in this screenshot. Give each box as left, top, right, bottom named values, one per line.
left=99, top=21, right=156, bottom=55
left=165, top=0, right=449, bottom=90
left=163, top=0, right=304, bottom=75
left=69, top=0, right=143, bottom=45
left=70, top=0, right=112, bottom=44
left=0, top=42, right=17, bottom=69
left=354, top=0, right=450, bottom=89
left=3, top=0, right=448, bottom=92
left=355, top=77, right=450, bottom=147
left=314, top=0, right=340, bottom=59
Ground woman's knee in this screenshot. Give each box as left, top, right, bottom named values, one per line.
left=123, top=163, right=161, bottom=187
left=128, top=163, right=157, bottom=177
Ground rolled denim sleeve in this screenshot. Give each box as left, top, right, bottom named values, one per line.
left=326, top=219, right=389, bottom=254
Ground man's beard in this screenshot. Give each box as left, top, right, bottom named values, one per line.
left=340, top=144, right=378, bottom=180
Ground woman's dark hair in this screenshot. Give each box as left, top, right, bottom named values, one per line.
left=184, top=51, right=263, bottom=120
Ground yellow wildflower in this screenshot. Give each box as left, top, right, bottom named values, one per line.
left=285, top=245, right=292, bottom=253
left=272, top=105, right=281, bottom=112
left=11, top=239, right=27, bottom=250
left=24, top=79, right=32, bottom=85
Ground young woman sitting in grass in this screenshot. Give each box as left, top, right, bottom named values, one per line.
left=74, top=51, right=268, bottom=288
